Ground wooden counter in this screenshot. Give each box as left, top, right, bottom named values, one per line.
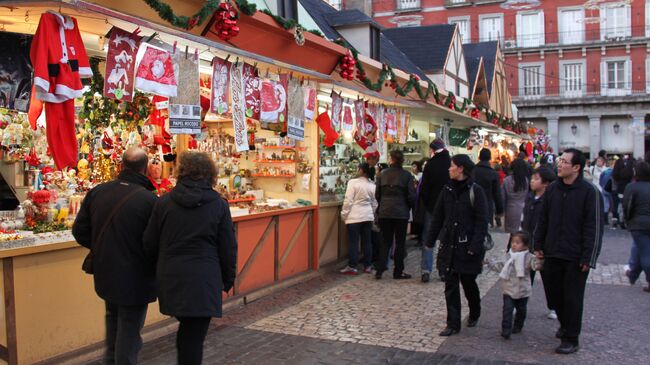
left=0, top=206, right=318, bottom=365
left=317, top=201, right=348, bottom=265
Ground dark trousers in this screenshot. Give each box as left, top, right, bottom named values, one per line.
left=541, top=258, right=589, bottom=345
left=176, top=317, right=212, bottom=365
left=371, top=230, right=382, bottom=267
left=105, top=302, right=148, bottom=365
left=376, top=219, right=408, bottom=274
left=444, top=272, right=480, bottom=330
left=347, top=221, right=373, bottom=268
left=502, top=295, right=529, bottom=331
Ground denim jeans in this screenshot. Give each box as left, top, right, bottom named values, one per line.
left=420, top=210, right=435, bottom=274
left=347, top=221, right=373, bottom=268
left=105, top=302, right=148, bottom=365
left=628, top=230, right=650, bottom=285
left=502, top=295, right=529, bottom=332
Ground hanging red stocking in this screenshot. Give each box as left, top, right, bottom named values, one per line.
left=316, top=110, right=339, bottom=147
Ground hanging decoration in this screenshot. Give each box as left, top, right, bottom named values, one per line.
left=385, top=108, right=397, bottom=136
left=210, top=56, right=231, bottom=116
left=199, top=73, right=211, bottom=112
left=142, top=0, right=220, bottom=30
left=260, top=78, right=285, bottom=123
left=353, top=113, right=379, bottom=158
left=134, top=43, right=178, bottom=97
left=354, top=99, right=365, bottom=132
left=330, top=91, right=343, bottom=132
left=303, top=83, right=317, bottom=120
left=104, top=27, right=141, bottom=102
left=316, top=110, right=339, bottom=147
left=212, top=1, right=240, bottom=41
left=342, top=105, right=353, bottom=132
left=230, top=62, right=248, bottom=152
left=243, top=63, right=261, bottom=120
left=287, top=78, right=305, bottom=141
left=294, top=27, right=305, bottom=46
left=338, top=52, right=355, bottom=81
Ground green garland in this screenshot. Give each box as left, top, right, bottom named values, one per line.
left=234, top=0, right=257, bottom=16
left=142, top=0, right=220, bottom=30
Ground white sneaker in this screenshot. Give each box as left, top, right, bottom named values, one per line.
left=339, top=266, right=358, bottom=275
left=547, top=310, right=558, bottom=320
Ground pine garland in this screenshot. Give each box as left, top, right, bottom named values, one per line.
left=234, top=0, right=257, bottom=16
left=142, top=0, right=221, bottom=30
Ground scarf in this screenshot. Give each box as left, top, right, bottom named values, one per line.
left=499, top=249, right=528, bottom=280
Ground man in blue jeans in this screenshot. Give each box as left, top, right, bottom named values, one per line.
left=418, top=139, right=451, bottom=282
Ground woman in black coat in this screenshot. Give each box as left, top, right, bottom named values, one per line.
left=426, top=154, right=488, bottom=336
left=144, top=152, right=237, bottom=365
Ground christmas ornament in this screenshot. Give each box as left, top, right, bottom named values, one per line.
left=294, top=27, right=305, bottom=46
left=339, top=52, right=355, bottom=81
left=212, top=2, right=240, bottom=41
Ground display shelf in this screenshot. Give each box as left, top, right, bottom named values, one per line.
left=250, top=174, right=296, bottom=178
left=406, top=140, right=425, bottom=143
left=404, top=152, right=423, bottom=156
left=227, top=198, right=256, bottom=204
left=258, top=146, right=307, bottom=151
left=252, top=160, right=297, bottom=164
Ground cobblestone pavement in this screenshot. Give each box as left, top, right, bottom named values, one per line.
left=87, top=228, right=649, bottom=365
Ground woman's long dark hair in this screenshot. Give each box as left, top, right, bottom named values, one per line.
left=613, top=158, right=634, bottom=182
left=359, top=163, right=373, bottom=179
left=511, top=159, right=529, bottom=192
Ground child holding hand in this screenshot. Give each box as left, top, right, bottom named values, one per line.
left=491, top=231, right=543, bottom=339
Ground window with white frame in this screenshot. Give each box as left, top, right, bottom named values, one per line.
left=601, top=59, right=631, bottom=95
left=559, top=8, right=584, bottom=45
left=517, top=11, right=544, bottom=47
left=601, top=4, right=631, bottom=39
left=521, top=65, right=543, bottom=97
left=449, top=17, right=470, bottom=44
left=397, top=0, right=421, bottom=10
left=480, top=14, right=503, bottom=43
left=646, top=1, right=650, bottom=37
left=561, top=62, right=584, bottom=97
left=646, top=58, right=650, bottom=93
left=449, top=17, right=471, bottom=43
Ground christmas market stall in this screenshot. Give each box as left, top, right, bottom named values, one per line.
left=0, top=1, right=348, bottom=363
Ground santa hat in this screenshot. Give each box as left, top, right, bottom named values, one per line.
left=135, top=43, right=178, bottom=97
left=316, top=111, right=339, bottom=147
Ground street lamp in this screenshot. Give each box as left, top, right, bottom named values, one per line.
left=613, top=122, right=620, bottom=134
left=571, top=123, right=578, bottom=136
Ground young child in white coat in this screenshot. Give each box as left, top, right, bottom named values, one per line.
left=491, top=231, right=543, bottom=339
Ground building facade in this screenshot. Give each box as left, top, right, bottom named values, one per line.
left=348, top=0, right=650, bottom=158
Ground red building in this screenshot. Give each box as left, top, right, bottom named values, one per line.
left=344, top=0, right=649, bottom=158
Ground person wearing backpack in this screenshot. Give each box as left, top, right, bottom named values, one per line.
left=426, top=154, right=489, bottom=336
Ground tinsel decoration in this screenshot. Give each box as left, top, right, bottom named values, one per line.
left=213, top=1, right=240, bottom=41
left=338, top=52, right=355, bottom=81
left=142, top=0, right=220, bottom=30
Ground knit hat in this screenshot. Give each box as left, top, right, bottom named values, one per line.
left=430, top=138, right=445, bottom=151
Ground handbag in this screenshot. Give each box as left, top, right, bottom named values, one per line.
left=82, top=184, right=145, bottom=274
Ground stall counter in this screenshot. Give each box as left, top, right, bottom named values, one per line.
left=0, top=206, right=317, bottom=365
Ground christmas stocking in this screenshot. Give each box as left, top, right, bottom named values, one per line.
left=316, top=111, right=339, bottom=147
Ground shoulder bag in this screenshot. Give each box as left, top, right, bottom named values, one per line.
left=82, top=184, right=146, bottom=274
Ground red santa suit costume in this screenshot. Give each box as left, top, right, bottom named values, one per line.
left=30, top=11, right=92, bottom=169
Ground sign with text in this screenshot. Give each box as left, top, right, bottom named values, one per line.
left=169, top=104, right=201, bottom=134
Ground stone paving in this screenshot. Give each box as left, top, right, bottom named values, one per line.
left=246, top=232, right=510, bottom=353
left=85, top=228, right=650, bottom=365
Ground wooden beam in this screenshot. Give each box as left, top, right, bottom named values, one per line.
left=3, top=258, right=17, bottom=365
left=279, top=212, right=311, bottom=268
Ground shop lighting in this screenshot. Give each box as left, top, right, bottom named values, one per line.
left=613, top=122, right=620, bottom=134
left=571, top=123, right=578, bottom=136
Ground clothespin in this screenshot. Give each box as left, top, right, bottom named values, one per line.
left=194, top=48, right=199, bottom=61
left=300, top=76, right=305, bottom=85
left=289, top=72, right=294, bottom=80
left=235, top=56, right=239, bottom=65
left=172, top=41, right=177, bottom=54
left=185, top=45, right=189, bottom=59
left=146, top=32, right=158, bottom=43
left=133, top=27, right=141, bottom=36
left=225, top=54, right=231, bottom=63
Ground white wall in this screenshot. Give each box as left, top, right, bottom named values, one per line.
left=337, top=26, right=371, bottom=57
left=600, top=118, right=633, bottom=154
left=559, top=119, right=590, bottom=151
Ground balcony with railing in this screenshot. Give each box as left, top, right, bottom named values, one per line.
left=396, top=0, right=421, bottom=11
left=511, top=83, right=650, bottom=107
left=444, top=0, right=471, bottom=7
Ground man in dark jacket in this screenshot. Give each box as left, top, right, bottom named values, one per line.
left=419, top=138, right=451, bottom=282
left=73, top=148, right=157, bottom=365
left=473, top=148, right=503, bottom=227
left=534, top=148, right=603, bottom=355
left=375, top=150, right=417, bottom=280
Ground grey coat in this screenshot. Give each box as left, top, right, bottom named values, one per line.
left=502, top=175, right=529, bottom=233
left=492, top=252, right=543, bottom=299
left=623, top=181, right=650, bottom=231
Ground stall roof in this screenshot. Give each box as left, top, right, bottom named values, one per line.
left=298, top=0, right=428, bottom=80
left=463, top=42, right=498, bottom=94
left=465, top=55, right=482, bottom=97
left=383, top=25, right=456, bottom=74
